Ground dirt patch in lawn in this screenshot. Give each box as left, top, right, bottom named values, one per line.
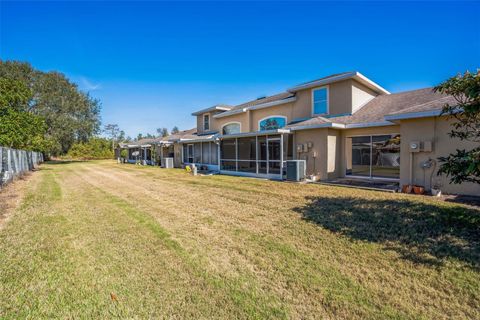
left=0, top=171, right=39, bottom=229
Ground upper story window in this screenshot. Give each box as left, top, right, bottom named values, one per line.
left=259, top=116, right=286, bottom=131
left=312, top=87, right=328, bottom=115
left=222, top=122, right=241, bottom=135
left=203, top=114, right=210, bottom=131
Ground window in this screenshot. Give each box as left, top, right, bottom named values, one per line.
left=312, top=87, right=328, bottom=115
left=222, top=123, right=241, bottom=135
left=203, top=114, right=210, bottom=131
left=259, top=117, right=286, bottom=131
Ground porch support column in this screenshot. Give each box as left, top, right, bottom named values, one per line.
left=280, top=134, right=284, bottom=180
left=217, top=139, right=221, bottom=171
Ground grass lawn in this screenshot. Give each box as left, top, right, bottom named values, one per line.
left=0, top=160, right=479, bottom=319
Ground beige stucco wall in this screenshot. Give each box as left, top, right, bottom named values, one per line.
left=327, top=129, right=342, bottom=179
left=292, top=79, right=352, bottom=120
left=399, top=117, right=480, bottom=196
left=250, top=103, right=295, bottom=131
left=214, top=112, right=249, bottom=133
left=202, top=79, right=380, bottom=134
left=173, top=143, right=183, bottom=168
left=196, top=110, right=225, bottom=134
left=293, top=128, right=328, bottom=179
left=292, top=79, right=379, bottom=120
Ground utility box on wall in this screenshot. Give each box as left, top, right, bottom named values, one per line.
left=423, top=140, right=432, bottom=152
left=409, top=141, right=420, bottom=152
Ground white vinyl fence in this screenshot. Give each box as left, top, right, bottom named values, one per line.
left=0, top=146, right=44, bottom=187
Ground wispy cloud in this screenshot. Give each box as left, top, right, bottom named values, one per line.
left=79, top=76, right=101, bottom=91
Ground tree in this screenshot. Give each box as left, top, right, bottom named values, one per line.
left=157, top=127, right=169, bottom=137
left=434, top=70, right=480, bottom=184
left=66, top=137, right=114, bottom=160
left=137, top=133, right=143, bottom=141
left=118, top=130, right=125, bottom=142
left=0, top=78, right=50, bottom=152
left=171, top=126, right=179, bottom=134
left=104, top=124, right=120, bottom=153
left=0, top=60, right=101, bottom=155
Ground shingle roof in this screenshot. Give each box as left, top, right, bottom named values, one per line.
left=191, top=104, right=232, bottom=116
left=162, top=128, right=197, bottom=142
left=229, top=92, right=295, bottom=111
left=285, top=116, right=331, bottom=129
left=136, top=138, right=157, bottom=145
left=288, top=71, right=353, bottom=90
left=386, top=95, right=456, bottom=116
left=289, top=87, right=455, bottom=129
left=287, top=71, right=390, bottom=94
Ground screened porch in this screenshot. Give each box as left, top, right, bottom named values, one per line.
left=219, top=130, right=293, bottom=179
left=182, top=141, right=219, bottom=170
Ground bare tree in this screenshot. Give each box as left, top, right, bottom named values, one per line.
left=104, top=124, right=120, bottom=153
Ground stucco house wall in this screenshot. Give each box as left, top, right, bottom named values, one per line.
left=399, top=116, right=480, bottom=196
left=291, top=79, right=378, bottom=120
left=294, top=128, right=328, bottom=180
left=196, top=110, right=224, bottom=134
left=215, top=113, right=249, bottom=134
left=173, top=143, right=183, bottom=168
left=250, top=103, right=295, bottom=131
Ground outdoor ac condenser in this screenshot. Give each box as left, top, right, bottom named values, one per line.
left=286, top=160, right=306, bottom=181
left=164, top=157, right=174, bottom=169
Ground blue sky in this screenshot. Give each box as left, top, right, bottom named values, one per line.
left=1, top=1, right=479, bottom=137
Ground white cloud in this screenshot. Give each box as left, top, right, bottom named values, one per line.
left=79, top=76, right=101, bottom=91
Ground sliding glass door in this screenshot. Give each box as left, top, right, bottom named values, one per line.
left=346, top=134, right=400, bottom=179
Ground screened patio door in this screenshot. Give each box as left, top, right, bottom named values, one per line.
left=187, top=144, right=194, bottom=163
left=256, top=136, right=281, bottom=175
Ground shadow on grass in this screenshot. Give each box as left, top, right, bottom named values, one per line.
left=293, top=196, right=480, bottom=268
left=45, top=160, right=85, bottom=165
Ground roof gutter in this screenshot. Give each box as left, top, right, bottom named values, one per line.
left=287, top=71, right=390, bottom=95
left=191, top=105, right=232, bottom=116
left=289, top=122, right=345, bottom=131
left=218, top=129, right=291, bottom=139
left=345, top=121, right=395, bottom=129
left=213, top=108, right=247, bottom=118
left=384, top=109, right=442, bottom=121
left=213, top=97, right=296, bottom=119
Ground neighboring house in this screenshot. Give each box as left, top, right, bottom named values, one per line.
left=117, top=129, right=199, bottom=167
left=117, top=138, right=157, bottom=165
left=122, top=71, right=480, bottom=196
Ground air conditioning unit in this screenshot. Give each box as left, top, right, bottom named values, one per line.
left=286, top=160, right=306, bottom=181
left=163, top=157, right=174, bottom=168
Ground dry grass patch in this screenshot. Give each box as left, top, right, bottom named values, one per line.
left=1, top=160, right=479, bottom=319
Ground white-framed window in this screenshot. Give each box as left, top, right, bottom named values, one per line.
left=312, top=86, right=329, bottom=116
left=203, top=114, right=210, bottom=131
left=258, top=116, right=287, bottom=131
left=222, top=122, right=241, bottom=135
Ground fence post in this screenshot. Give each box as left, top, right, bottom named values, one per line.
left=0, top=147, right=43, bottom=188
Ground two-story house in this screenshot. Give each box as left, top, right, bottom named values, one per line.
left=162, top=71, right=479, bottom=196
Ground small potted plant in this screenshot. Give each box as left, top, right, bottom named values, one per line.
left=431, top=183, right=442, bottom=197
left=413, top=185, right=425, bottom=195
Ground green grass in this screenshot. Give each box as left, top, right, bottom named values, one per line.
left=0, top=160, right=479, bottom=319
